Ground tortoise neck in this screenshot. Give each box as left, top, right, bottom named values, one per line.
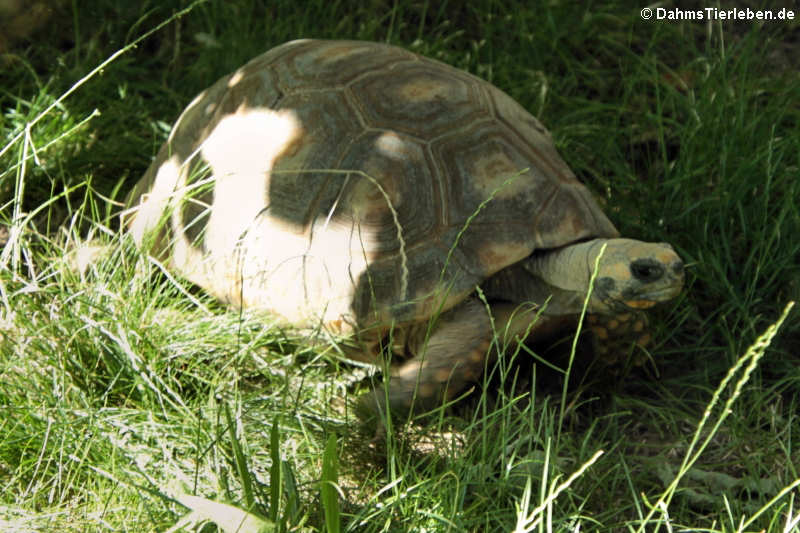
left=523, top=238, right=610, bottom=293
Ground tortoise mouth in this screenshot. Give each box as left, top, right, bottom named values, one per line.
left=598, top=286, right=682, bottom=312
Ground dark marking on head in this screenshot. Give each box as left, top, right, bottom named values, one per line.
left=596, top=277, right=616, bottom=293
left=630, top=258, right=666, bottom=283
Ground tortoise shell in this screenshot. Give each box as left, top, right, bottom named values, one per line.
left=126, top=39, right=618, bottom=333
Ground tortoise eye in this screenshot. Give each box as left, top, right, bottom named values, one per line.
left=630, top=259, right=665, bottom=283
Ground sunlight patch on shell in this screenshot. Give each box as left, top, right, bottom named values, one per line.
left=200, top=108, right=302, bottom=254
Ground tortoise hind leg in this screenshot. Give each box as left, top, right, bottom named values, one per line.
left=356, top=298, right=492, bottom=421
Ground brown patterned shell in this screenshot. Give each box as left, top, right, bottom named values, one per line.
left=126, top=39, right=618, bottom=332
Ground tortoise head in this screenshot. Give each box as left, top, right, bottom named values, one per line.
left=523, top=238, right=684, bottom=315
left=587, top=239, right=684, bottom=314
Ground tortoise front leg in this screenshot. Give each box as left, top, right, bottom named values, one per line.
left=588, top=311, right=652, bottom=366
left=494, top=304, right=655, bottom=368
left=357, top=298, right=493, bottom=422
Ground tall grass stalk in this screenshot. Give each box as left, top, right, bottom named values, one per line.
left=635, top=301, right=796, bottom=532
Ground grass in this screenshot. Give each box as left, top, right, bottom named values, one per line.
left=1, top=0, right=799, bottom=531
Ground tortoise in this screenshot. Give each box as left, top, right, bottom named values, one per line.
left=125, top=39, right=684, bottom=421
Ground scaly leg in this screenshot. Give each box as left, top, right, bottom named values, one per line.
left=357, top=298, right=492, bottom=421
left=588, top=311, right=651, bottom=366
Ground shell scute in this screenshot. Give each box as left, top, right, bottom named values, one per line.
left=274, top=40, right=416, bottom=93
left=349, top=63, right=490, bottom=138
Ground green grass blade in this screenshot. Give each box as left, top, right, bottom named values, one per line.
left=269, top=415, right=281, bottom=524
left=320, top=433, right=341, bottom=533
left=223, top=401, right=255, bottom=512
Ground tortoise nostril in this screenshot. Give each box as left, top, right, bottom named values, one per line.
left=671, top=260, right=684, bottom=276
left=630, top=259, right=665, bottom=283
